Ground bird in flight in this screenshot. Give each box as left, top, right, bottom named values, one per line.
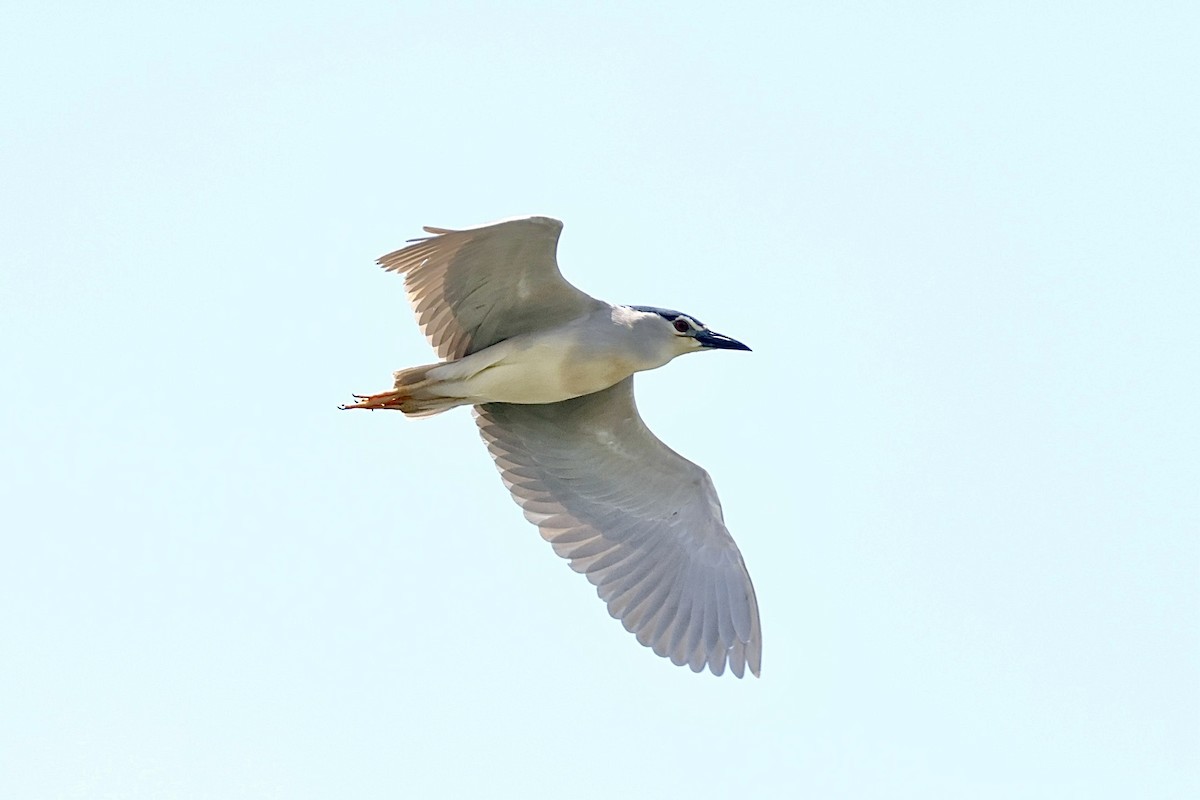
left=343, top=216, right=761, bottom=677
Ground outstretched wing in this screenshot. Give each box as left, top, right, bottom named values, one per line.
left=474, top=377, right=762, bottom=677
left=378, top=216, right=604, bottom=360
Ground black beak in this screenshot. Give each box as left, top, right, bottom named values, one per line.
left=695, top=330, right=751, bottom=352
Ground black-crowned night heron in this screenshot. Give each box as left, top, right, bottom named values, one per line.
left=344, top=216, right=761, bottom=677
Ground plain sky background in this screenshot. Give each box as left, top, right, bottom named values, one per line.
left=2, top=2, right=1197, bottom=797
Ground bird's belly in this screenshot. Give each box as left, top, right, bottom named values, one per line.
left=457, top=340, right=632, bottom=404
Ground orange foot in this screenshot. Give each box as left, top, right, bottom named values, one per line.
left=339, top=390, right=408, bottom=411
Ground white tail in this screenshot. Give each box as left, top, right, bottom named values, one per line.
left=343, top=362, right=474, bottom=417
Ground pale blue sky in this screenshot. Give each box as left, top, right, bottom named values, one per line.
left=2, top=2, right=1197, bottom=797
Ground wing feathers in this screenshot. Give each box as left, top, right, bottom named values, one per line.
left=378, top=216, right=601, bottom=359
left=474, top=377, right=761, bottom=677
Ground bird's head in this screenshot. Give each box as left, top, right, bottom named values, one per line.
left=629, top=306, right=752, bottom=357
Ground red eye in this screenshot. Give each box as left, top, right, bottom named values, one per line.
left=673, top=318, right=690, bottom=333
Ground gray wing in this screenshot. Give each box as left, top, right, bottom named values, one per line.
left=377, top=216, right=605, bottom=360
left=474, top=377, right=762, bottom=677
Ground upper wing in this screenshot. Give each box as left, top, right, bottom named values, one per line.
left=474, top=377, right=762, bottom=677
left=377, top=216, right=605, bottom=360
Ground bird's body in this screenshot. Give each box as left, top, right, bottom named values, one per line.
left=345, top=216, right=762, bottom=677
left=373, top=305, right=691, bottom=414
